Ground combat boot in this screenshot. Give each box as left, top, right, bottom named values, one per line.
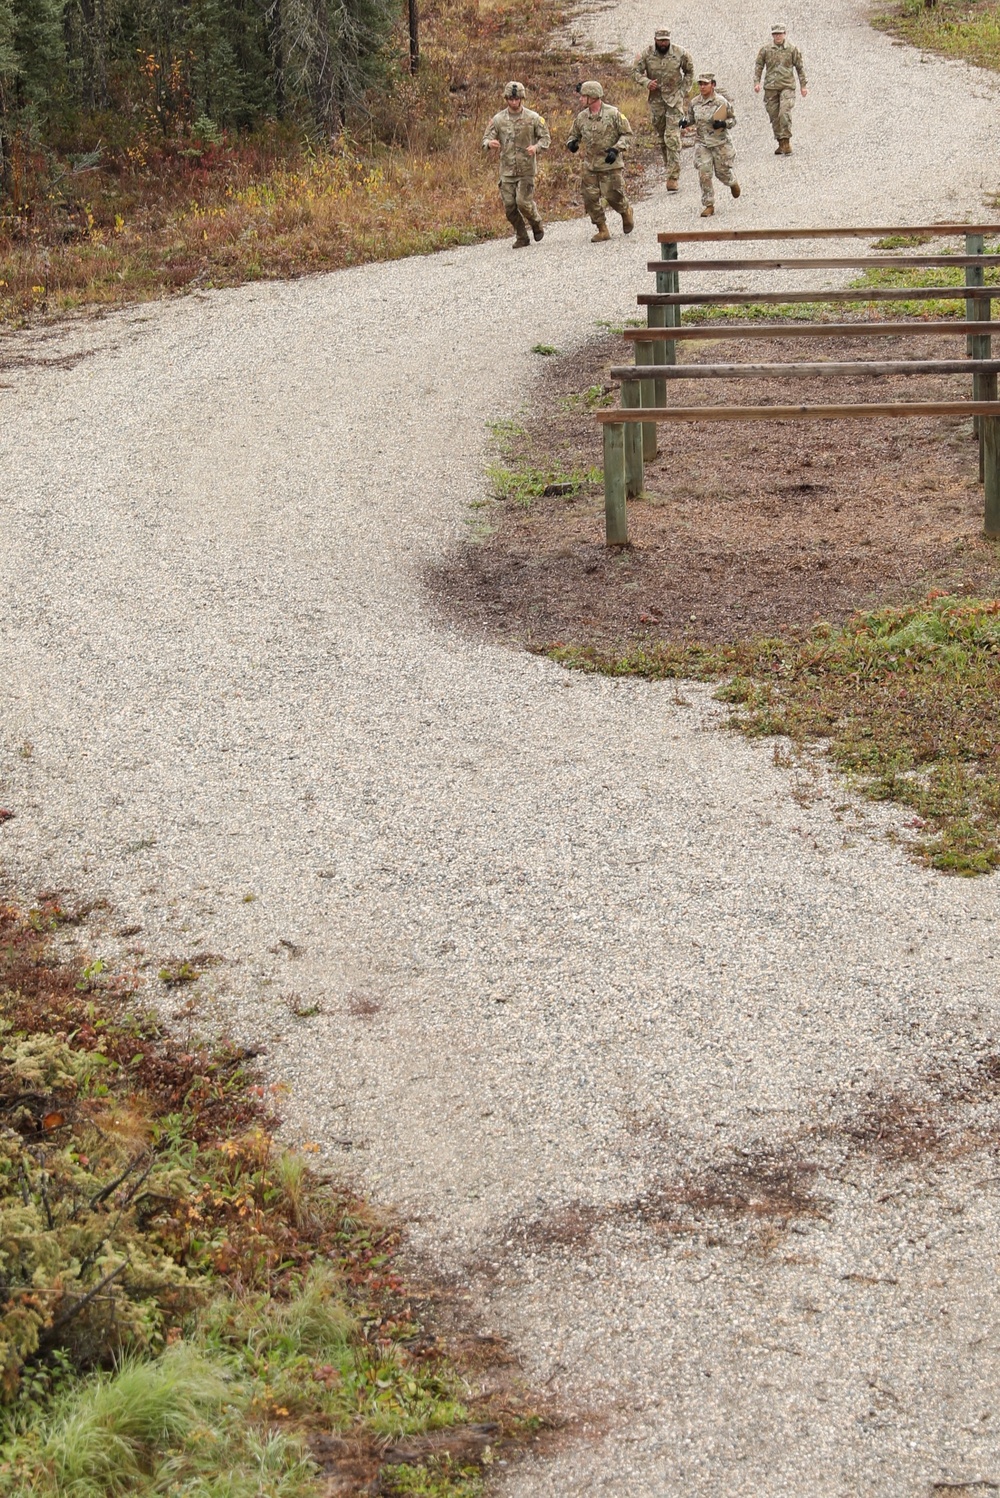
left=512, top=233, right=530, bottom=248
left=777, top=138, right=791, bottom=155
left=666, top=178, right=679, bottom=192
left=700, top=204, right=714, bottom=217
left=621, top=205, right=634, bottom=235
left=591, top=223, right=611, bottom=242
left=531, top=222, right=544, bottom=242
left=730, top=181, right=741, bottom=198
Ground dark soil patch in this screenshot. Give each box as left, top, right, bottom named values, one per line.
left=430, top=327, right=1000, bottom=653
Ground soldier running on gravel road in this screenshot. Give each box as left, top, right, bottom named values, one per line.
left=754, top=23, right=808, bottom=154
left=684, top=73, right=739, bottom=217
left=482, top=82, right=551, bottom=247
left=566, top=82, right=634, bottom=242
left=632, top=27, right=694, bottom=192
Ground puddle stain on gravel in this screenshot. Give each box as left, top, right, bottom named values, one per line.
left=487, top=1051, right=1000, bottom=1267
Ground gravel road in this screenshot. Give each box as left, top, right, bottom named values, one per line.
left=4, top=2, right=1000, bottom=1492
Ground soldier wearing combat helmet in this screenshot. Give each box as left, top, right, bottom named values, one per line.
left=754, top=23, right=808, bottom=154
left=566, top=81, right=634, bottom=242
left=482, top=82, right=551, bottom=247
left=684, top=73, right=740, bottom=218
left=632, top=27, right=693, bottom=192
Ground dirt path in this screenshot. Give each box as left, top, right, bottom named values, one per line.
left=3, top=4, right=1000, bottom=1493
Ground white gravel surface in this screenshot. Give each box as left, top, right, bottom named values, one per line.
left=4, top=1, right=1000, bottom=1492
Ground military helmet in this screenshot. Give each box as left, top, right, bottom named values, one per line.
left=503, top=80, right=526, bottom=99
left=770, top=21, right=786, bottom=32
left=654, top=28, right=670, bottom=40
left=696, top=72, right=716, bottom=84
left=579, top=80, right=604, bottom=98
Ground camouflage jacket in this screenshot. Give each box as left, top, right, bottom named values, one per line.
left=567, top=104, right=633, bottom=171
left=754, top=40, right=807, bottom=90
left=685, top=90, right=735, bottom=144
left=632, top=43, right=694, bottom=111
left=482, top=106, right=551, bottom=179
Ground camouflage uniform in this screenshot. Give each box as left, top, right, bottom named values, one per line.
left=754, top=39, right=807, bottom=144
left=567, top=102, right=634, bottom=231
left=685, top=90, right=737, bottom=208
left=632, top=39, right=693, bottom=182
left=482, top=105, right=551, bottom=241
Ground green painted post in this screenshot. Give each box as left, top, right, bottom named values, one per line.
left=603, top=422, right=628, bottom=546
left=636, top=342, right=656, bottom=461
left=983, top=370, right=1000, bottom=537
left=621, top=380, right=644, bottom=498
left=966, top=232, right=988, bottom=465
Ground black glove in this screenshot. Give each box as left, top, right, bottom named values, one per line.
left=567, top=138, right=579, bottom=153
left=711, top=118, right=727, bottom=130
left=604, top=148, right=619, bottom=164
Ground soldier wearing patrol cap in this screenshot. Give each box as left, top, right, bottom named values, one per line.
left=632, top=27, right=694, bottom=192
left=482, top=82, right=551, bottom=247
left=566, top=82, right=634, bottom=242
left=684, top=73, right=739, bottom=217
left=754, top=24, right=808, bottom=154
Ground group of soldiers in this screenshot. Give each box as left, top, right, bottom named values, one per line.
left=482, top=23, right=808, bottom=243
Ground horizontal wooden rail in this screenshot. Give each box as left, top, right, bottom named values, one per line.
left=656, top=225, right=1000, bottom=244
left=647, top=256, right=1000, bottom=273
left=611, top=360, right=1000, bottom=381
left=597, top=402, right=1000, bottom=423
left=637, top=287, right=994, bottom=307
left=623, top=321, right=1000, bottom=342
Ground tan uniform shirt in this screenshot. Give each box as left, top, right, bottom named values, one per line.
left=685, top=91, right=736, bottom=144
left=632, top=43, right=694, bottom=111
left=754, top=40, right=807, bottom=91
left=482, top=106, right=551, bottom=180
left=567, top=104, right=633, bottom=171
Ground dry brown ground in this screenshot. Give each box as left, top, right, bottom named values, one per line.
left=430, top=326, right=1000, bottom=651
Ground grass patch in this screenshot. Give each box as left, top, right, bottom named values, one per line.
left=0, top=897, right=542, bottom=1492
left=547, top=595, right=1000, bottom=876
left=874, top=0, right=1000, bottom=70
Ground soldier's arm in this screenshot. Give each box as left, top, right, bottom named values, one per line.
left=794, top=48, right=808, bottom=89
left=613, top=111, right=634, bottom=152
left=680, top=50, right=694, bottom=87
left=482, top=116, right=500, bottom=150
left=534, top=114, right=551, bottom=152
left=566, top=112, right=583, bottom=149
left=754, top=45, right=767, bottom=85
left=632, top=51, right=650, bottom=87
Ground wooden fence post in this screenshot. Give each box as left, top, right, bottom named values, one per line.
left=621, top=379, right=644, bottom=498
left=636, top=343, right=657, bottom=461
left=982, top=370, right=1000, bottom=536
left=646, top=240, right=679, bottom=434
left=603, top=421, right=628, bottom=546
left=967, top=231, right=989, bottom=471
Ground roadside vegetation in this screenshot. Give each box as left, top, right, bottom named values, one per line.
left=0, top=0, right=652, bottom=327
left=873, top=0, right=1000, bottom=70
left=0, top=895, right=541, bottom=1494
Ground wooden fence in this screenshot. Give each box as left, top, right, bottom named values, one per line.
left=599, top=224, right=1000, bottom=546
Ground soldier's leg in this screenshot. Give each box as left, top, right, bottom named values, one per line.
left=499, top=179, right=528, bottom=242
left=516, top=176, right=543, bottom=240
left=602, top=167, right=633, bottom=233
left=694, top=143, right=714, bottom=208
left=581, top=167, right=605, bottom=226
left=777, top=86, right=795, bottom=147
left=714, top=139, right=740, bottom=198
left=662, top=111, right=681, bottom=187
left=649, top=99, right=668, bottom=169
left=764, top=89, right=782, bottom=143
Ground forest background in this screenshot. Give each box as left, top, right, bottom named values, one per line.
left=0, top=0, right=648, bottom=324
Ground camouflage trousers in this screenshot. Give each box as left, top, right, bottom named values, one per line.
left=580, top=166, right=630, bottom=227
left=499, top=176, right=541, bottom=237
left=694, top=139, right=736, bottom=206
left=649, top=100, right=683, bottom=179
left=764, top=87, right=795, bottom=141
